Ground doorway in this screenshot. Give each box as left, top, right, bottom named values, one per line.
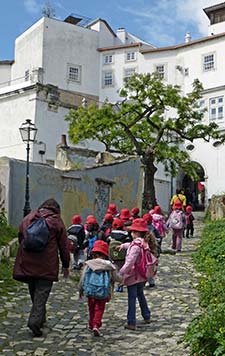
left=182, top=162, right=205, bottom=211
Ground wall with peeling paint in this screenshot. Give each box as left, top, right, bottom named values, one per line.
left=0, top=156, right=144, bottom=228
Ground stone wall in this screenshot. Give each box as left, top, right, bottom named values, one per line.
left=207, top=194, right=225, bottom=220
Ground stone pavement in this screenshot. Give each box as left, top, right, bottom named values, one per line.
left=0, top=213, right=204, bottom=356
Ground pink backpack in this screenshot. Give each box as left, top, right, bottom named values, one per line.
left=132, top=241, right=158, bottom=279
left=152, top=215, right=167, bottom=236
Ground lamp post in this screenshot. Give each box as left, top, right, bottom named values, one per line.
left=19, top=119, right=38, bottom=217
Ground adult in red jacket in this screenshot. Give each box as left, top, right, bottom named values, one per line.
left=13, top=198, right=70, bottom=337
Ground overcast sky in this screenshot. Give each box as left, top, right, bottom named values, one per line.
left=0, top=0, right=220, bottom=60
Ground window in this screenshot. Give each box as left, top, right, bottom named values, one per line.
left=103, top=54, right=113, bottom=65
left=124, top=67, right=136, bottom=83
left=68, top=65, right=81, bottom=82
left=25, top=70, right=29, bottom=81
left=126, top=51, right=136, bottom=61
left=155, top=64, right=166, bottom=79
left=203, top=53, right=215, bottom=71
left=209, top=96, right=224, bottom=121
left=103, top=71, right=113, bottom=87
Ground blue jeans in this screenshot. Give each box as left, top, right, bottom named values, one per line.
left=127, top=282, right=151, bottom=325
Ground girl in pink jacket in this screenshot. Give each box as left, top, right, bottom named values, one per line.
left=119, top=218, right=151, bottom=330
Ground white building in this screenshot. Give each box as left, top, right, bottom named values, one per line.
left=1, top=3, right=225, bottom=206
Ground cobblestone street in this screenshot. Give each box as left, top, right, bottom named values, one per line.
left=0, top=213, right=204, bottom=356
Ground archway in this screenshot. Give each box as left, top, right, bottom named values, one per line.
left=182, top=162, right=205, bottom=211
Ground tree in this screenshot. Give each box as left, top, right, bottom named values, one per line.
left=66, top=73, right=225, bottom=210
left=42, top=1, right=56, bottom=18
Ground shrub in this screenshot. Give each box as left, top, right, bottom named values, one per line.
left=184, top=219, right=225, bottom=355
left=0, top=211, right=17, bottom=248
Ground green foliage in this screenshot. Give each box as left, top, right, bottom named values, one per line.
left=0, top=258, right=18, bottom=299
left=184, top=219, right=225, bottom=355
left=66, top=73, right=225, bottom=206
left=0, top=211, right=17, bottom=247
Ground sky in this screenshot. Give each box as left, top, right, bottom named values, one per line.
left=0, top=0, right=221, bottom=60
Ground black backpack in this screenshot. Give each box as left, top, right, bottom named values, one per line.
left=23, top=217, right=49, bottom=252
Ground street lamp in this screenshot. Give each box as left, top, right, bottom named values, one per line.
left=19, top=119, right=38, bottom=216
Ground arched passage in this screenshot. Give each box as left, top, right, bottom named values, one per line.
left=182, top=162, right=205, bottom=211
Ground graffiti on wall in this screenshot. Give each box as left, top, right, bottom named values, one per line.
left=95, top=179, right=111, bottom=223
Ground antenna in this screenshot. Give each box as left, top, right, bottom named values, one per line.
left=42, top=1, right=56, bottom=18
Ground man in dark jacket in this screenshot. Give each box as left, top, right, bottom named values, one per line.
left=13, top=198, right=70, bottom=337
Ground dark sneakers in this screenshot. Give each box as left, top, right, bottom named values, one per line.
left=28, top=324, right=43, bottom=337
left=93, top=327, right=101, bottom=337
left=124, top=324, right=136, bottom=330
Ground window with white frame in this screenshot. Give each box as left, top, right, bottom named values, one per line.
left=209, top=96, right=224, bottom=121
left=203, top=53, right=215, bottom=71
left=155, top=64, right=166, bottom=79
left=102, top=71, right=113, bottom=87
left=68, top=65, right=81, bottom=82
left=103, top=54, right=113, bottom=65
left=126, top=51, right=136, bottom=61
left=123, top=67, right=136, bottom=83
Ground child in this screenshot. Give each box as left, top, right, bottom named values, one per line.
left=167, top=199, right=186, bottom=252
left=120, top=208, right=132, bottom=229
left=131, top=207, right=140, bottom=220
left=100, top=213, right=113, bottom=239
left=142, top=213, right=159, bottom=288
left=79, top=240, right=121, bottom=337
left=67, top=215, right=85, bottom=270
left=152, top=205, right=168, bottom=253
left=119, top=218, right=151, bottom=330
left=107, top=203, right=118, bottom=217
left=108, top=218, right=130, bottom=292
left=185, top=205, right=195, bottom=238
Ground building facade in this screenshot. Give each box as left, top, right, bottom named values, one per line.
left=1, top=3, right=225, bottom=205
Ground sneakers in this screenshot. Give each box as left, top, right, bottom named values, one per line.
left=28, top=324, right=43, bottom=337
left=93, top=327, right=101, bottom=337
left=124, top=324, right=136, bottom=331
left=144, top=319, right=151, bottom=324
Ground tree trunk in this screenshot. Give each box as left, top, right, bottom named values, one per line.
left=142, top=155, right=157, bottom=211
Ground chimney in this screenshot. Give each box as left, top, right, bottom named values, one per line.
left=117, top=28, right=127, bottom=44
left=185, top=32, right=191, bottom=43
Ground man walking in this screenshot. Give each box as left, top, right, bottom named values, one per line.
left=13, top=198, right=70, bottom=337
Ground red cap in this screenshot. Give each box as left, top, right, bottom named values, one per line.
left=92, top=240, right=109, bottom=257
left=107, top=203, right=117, bottom=215
left=112, top=218, right=124, bottom=230
left=86, top=216, right=97, bottom=225
left=131, top=207, right=139, bottom=215
left=104, top=213, right=113, bottom=222
left=142, top=213, right=152, bottom=224
left=72, top=215, right=82, bottom=224
left=173, top=199, right=183, bottom=210
left=120, top=208, right=131, bottom=221
left=128, top=218, right=149, bottom=232
left=186, top=205, right=193, bottom=213
left=154, top=205, right=162, bottom=215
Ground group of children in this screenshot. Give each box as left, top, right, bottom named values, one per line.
left=67, top=200, right=195, bottom=337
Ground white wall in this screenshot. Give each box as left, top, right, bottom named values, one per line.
left=42, top=17, right=100, bottom=95
left=0, top=90, right=36, bottom=161
left=0, top=64, right=12, bottom=88
left=11, top=19, right=44, bottom=83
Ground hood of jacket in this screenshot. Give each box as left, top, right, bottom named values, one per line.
left=85, top=258, right=116, bottom=272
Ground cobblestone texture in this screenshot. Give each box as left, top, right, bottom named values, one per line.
left=0, top=213, right=204, bottom=356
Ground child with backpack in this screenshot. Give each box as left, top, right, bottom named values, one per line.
left=167, top=199, right=186, bottom=252
left=152, top=205, right=168, bottom=253
left=67, top=215, right=85, bottom=270
left=79, top=240, right=121, bottom=337
left=108, top=218, right=130, bottom=292
left=185, top=205, right=195, bottom=238
left=119, top=218, right=157, bottom=330
left=83, top=216, right=106, bottom=259
left=100, top=213, right=113, bottom=239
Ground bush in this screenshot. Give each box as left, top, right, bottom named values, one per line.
left=184, top=219, right=225, bottom=355
left=0, top=210, right=17, bottom=247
